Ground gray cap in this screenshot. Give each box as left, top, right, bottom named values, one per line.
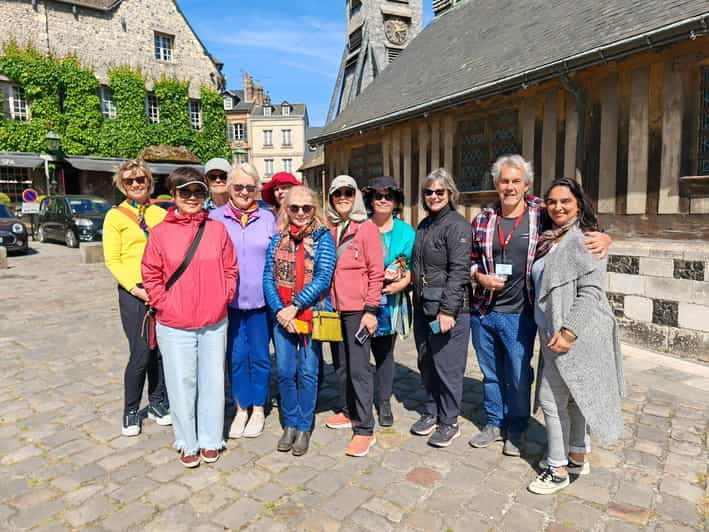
left=204, top=158, right=231, bottom=175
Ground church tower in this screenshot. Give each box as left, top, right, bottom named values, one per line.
left=326, top=0, right=423, bottom=124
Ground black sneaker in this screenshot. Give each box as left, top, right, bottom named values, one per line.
left=503, top=432, right=525, bottom=456
left=410, top=414, right=437, bottom=436
left=428, top=423, right=461, bottom=447
left=469, top=424, right=503, bottom=448
left=122, top=410, right=141, bottom=437
left=528, top=466, right=570, bottom=494
left=377, top=400, right=394, bottom=427
left=147, top=401, right=172, bottom=426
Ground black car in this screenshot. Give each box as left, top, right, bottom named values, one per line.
left=0, top=203, right=29, bottom=254
left=37, top=195, right=112, bottom=248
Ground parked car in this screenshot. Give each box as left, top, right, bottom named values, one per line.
left=37, top=195, right=112, bottom=248
left=0, top=203, right=29, bottom=254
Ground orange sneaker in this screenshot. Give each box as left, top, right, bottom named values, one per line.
left=346, top=434, right=376, bottom=457
left=325, top=412, right=353, bottom=429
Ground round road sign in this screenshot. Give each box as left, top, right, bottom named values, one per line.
left=22, top=188, right=38, bottom=202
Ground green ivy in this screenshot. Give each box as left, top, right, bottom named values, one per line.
left=0, top=43, right=230, bottom=161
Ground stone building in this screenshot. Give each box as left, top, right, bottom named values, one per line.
left=312, top=0, right=709, bottom=361
left=0, top=0, right=223, bottom=98
left=327, top=0, right=423, bottom=123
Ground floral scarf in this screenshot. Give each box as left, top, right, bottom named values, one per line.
left=227, top=200, right=259, bottom=228
left=274, top=220, right=321, bottom=329
left=127, top=199, right=150, bottom=238
left=536, top=217, right=578, bottom=260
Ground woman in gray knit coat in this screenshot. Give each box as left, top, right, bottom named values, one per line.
left=528, top=178, right=624, bottom=495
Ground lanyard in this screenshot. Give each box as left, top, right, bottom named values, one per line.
left=496, top=212, right=524, bottom=260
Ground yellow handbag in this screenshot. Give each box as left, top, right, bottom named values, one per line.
left=312, top=310, right=343, bottom=342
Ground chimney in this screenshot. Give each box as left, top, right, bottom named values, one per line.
left=254, top=84, right=264, bottom=106
left=243, top=72, right=254, bottom=103
left=263, top=92, right=271, bottom=107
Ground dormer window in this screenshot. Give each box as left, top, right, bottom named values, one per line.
left=223, top=95, right=233, bottom=111
left=282, top=105, right=290, bottom=116
left=264, top=106, right=272, bottom=117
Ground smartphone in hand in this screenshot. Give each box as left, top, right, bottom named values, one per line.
left=429, top=319, right=441, bottom=334
left=355, top=326, right=371, bottom=345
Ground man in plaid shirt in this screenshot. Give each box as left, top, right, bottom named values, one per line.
left=468, top=155, right=610, bottom=456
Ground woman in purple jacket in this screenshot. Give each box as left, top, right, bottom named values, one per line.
left=209, top=162, right=276, bottom=439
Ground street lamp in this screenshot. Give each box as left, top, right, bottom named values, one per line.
left=44, top=130, right=62, bottom=194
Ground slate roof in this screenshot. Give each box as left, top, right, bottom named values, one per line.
left=53, top=0, right=121, bottom=10
left=314, top=0, right=709, bottom=143
left=251, top=103, right=307, bottom=117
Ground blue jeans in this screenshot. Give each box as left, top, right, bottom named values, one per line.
left=470, top=311, right=536, bottom=434
left=273, top=324, right=320, bottom=432
left=156, top=319, right=227, bottom=454
left=226, top=307, right=271, bottom=408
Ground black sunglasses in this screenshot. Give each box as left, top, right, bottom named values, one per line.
left=374, top=192, right=393, bottom=201
left=207, top=173, right=227, bottom=182
left=122, top=175, right=147, bottom=187
left=177, top=188, right=206, bottom=200
left=424, top=188, right=447, bottom=198
left=288, top=204, right=314, bottom=214
left=232, top=184, right=257, bottom=193
left=333, top=188, right=354, bottom=199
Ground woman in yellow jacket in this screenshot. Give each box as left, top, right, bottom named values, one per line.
left=103, top=159, right=171, bottom=437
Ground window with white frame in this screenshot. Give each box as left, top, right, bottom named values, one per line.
left=189, top=100, right=202, bottom=130
left=9, top=86, right=29, bottom=121
left=227, top=123, right=235, bottom=142
left=264, top=159, right=274, bottom=176
left=99, top=86, right=116, bottom=119
left=235, top=123, right=246, bottom=141
left=154, top=32, right=174, bottom=62
left=281, top=129, right=292, bottom=147
left=223, top=95, right=233, bottom=110
left=282, top=159, right=293, bottom=173
left=146, top=94, right=160, bottom=124
left=264, top=106, right=272, bottom=117
left=264, top=129, right=273, bottom=147
left=234, top=152, right=249, bottom=164
left=282, top=105, right=290, bottom=116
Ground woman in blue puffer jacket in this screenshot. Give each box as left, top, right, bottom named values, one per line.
left=263, top=186, right=336, bottom=457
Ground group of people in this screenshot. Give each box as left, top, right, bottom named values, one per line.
left=103, top=152, right=624, bottom=495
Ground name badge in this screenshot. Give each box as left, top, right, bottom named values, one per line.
left=496, top=263, right=513, bottom=276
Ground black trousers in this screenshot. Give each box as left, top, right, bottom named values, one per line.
left=332, top=331, right=397, bottom=417
left=340, top=311, right=375, bottom=436
left=118, top=286, right=167, bottom=413
left=223, top=351, right=236, bottom=439
left=413, top=310, right=470, bottom=426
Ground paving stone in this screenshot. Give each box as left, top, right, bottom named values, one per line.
left=9, top=486, right=60, bottom=510
left=643, top=403, right=673, bottom=417
left=607, top=502, right=651, bottom=526
left=405, top=466, right=442, bottom=488
left=500, top=503, right=547, bottom=532
left=212, top=448, right=257, bottom=471
left=604, top=519, right=644, bottom=531
left=381, top=481, right=427, bottom=509
left=401, top=509, right=443, bottom=531
left=252, top=481, right=289, bottom=502
left=321, top=486, right=373, bottom=520
left=659, top=477, right=706, bottom=503
left=615, top=481, right=654, bottom=508
left=555, top=500, right=604, bottom=530
left=8, top=499, right=65, bottom=530
left=143, top=503, right=199, bottom=532
left=100, top=501, right=155, bottom=531
left=212, top=497, right=263, bottom=530
left=349, top=508, right=394, bottom=532
left=362, top=497, right=404, bottom=523
left=244, top=517, right=290, bottom=532
left=308, top=469, right=348, bottom=495
left=654, top=493, right=701, bottom=526
left=63, top=494, right=115, bottom=528
left=176, top=465, right=221, bottom=492
left=108, top=475, right=158, bottom=503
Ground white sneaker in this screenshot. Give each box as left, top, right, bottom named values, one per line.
left=528, top=466, right=570, bottom=495
left=538, top=457, right=590, bottom=475
left=229, top=410, right=249, bottom=439
left=242, top=410, right=265, bottom=438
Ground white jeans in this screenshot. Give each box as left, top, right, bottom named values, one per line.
left=538, top=345, right=591, bottom=468
left=157, top=319, right=227, bottom=455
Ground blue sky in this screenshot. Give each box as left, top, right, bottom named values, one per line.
left=179, top=1, right=433, bottom=127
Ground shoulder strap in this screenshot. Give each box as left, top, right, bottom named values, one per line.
left=166, top=218, right=207, bottom=291
left=115, top=204, right=151, bottom=234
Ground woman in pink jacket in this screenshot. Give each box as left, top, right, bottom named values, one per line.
left=142, top=168, right=238, bottom=468
left=325, top=175, right=384, bottom=457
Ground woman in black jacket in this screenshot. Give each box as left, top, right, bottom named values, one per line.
left=410, top=168, right=472, bottom=447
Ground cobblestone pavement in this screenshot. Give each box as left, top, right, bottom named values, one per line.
left=1, top=242, right=708, bottom=532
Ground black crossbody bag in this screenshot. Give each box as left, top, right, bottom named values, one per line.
left=142, top=219, right=207, bottom=348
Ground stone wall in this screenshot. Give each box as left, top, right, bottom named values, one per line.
left=606, top=240, right=709, bottom=364
left=0, top=0, right=221, bottom=98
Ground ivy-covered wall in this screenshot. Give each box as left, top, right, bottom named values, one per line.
left=0, top=43, right=230, bottom=161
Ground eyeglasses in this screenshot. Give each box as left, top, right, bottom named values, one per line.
left=207, top=173, right=227, bottom=182
left=333, top=188, right=355, bottom=199
left=177, top=188, right=207, bottom=200
left=374, top=192, right=393, bottom=201
left=424, top=188, right=447, bottom=198
left=232, top=184, right=257, bottom=193
left=122, top=175, right=147, bottom=187
left=288, top=204, right=314, bottom=215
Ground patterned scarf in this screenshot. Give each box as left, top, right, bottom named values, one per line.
left=536, top=218, right=578, bottom=260
left=227, top=200, right=259, bottom=228
left=127, top=199, right=150, bottom=238
left=274, top=220, right=321, bottom=329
